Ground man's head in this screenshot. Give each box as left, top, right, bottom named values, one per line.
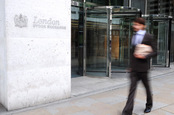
left=132, top=18, right=146, bottom=32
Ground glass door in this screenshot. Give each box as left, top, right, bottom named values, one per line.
left=143, top=15, right=172, bottom=67
left=111, top=18, right=133, bottom=72
left=152, top=21, right=169, bottom=67
left=85, top=6, right=141, bottom=77
left=147, top=15, right=172, bottom=67
left=86, top=8, right=107, bottom=75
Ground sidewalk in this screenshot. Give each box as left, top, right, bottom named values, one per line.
left=71, top=63, right=174, bottom=97
left=0, top=63, right=174, bottom=115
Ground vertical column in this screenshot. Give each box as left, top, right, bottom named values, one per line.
left=83, top=0, right=87, bottom=76
left=144, top=0, right=148, bottom=15
left=0, top=0, right=71, bottom=110
left=106, top=8, right=112, bottom=77
left=0, top=0, right=6, bottom=108
left=129, top=0, right=132, bottom=7
left=167, top=18, right=172, bottom=67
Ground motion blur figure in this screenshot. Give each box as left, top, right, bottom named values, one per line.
left=122, top=18, right=157, bottom=115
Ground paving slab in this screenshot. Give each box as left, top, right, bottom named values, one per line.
left=162, top=104, right=174, bottom=114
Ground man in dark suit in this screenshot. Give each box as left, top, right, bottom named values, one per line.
left=122, top=18, right=157, bottom=115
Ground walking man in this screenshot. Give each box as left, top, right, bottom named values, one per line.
left=122, top=18, right=157, bottom=115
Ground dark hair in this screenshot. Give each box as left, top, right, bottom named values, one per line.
left=134, top=18, right=145, bottom=25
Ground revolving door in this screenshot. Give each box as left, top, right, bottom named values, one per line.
left=145, top=15, right=172, bottom=67
left=84, top=6, right=141, bottom=77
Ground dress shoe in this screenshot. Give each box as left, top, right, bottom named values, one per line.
left=144, top=107, right=152, bottom=113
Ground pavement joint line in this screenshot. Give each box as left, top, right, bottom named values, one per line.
left=1, top=70, right=174, bottom=115
left=161, top=109, right=174, bottom=114
left=160, top=103, right=174, bottom=113
left=150, top=71, right=174, bottom=80
left=150, top=107, right=174, bottom=115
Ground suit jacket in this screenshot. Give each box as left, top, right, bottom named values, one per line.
left=130, top=33, right=157, bottom=72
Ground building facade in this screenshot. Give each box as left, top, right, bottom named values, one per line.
left=0, top=0, right=173, bottom=111
left=71, top=0, right=173, bottom=78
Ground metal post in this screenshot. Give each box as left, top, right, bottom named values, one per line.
left=167, top=18, right=172, bottom=67
left=106, top=8, right=112, bottom=77
left=83, top=0, right=87, bottom=76
left=144, top=0, right=148, bottom=15
left=166, top=20, right=169, bottom=67
left=128, top=0, right=132, bottom=7
left=128, top=19, right=131, bottom=68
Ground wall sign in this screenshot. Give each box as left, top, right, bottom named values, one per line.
left=33, top=16, right=66, bottom=30
left=14, top=14, right=66, bottom=30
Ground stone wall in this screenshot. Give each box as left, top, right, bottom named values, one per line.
left=0, top=0, right=71, bottom=110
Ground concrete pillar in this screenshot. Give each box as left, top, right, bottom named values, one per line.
left=0, top=0, right=71, bottom=110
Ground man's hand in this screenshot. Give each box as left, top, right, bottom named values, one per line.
left=134, top=54, right=146, bottom=59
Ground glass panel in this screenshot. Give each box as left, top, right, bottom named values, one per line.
left=144, top=15, right=172, bottom=67
left=131, top=0, right=145, bottom=14
left=171, top=23, right=174, bottom=62
left=72, top=0, right=83, bottom=2
left=111, top=17, right=135, bottom=72
left=152, top=21, right=168, bottom=66
left=111, top=7, right=139, bottom=72
left=110, top=0, right=124, bottom=6
left=86, top=0, right=107, bottom=5
left=86, top=8, right=107, bottom=73
left=71, top=6, right=83, bottom=77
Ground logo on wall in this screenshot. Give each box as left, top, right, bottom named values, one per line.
left=14, top=14, right=28, bottom=28
left=33, top=16, right=66, bottom=30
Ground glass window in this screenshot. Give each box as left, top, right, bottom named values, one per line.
left=72, top=0, right=83, bottom=2
left=170, top=23, right=174, bottom=62
left=71, top=5, right=84, bottom=77
left=132, top=0, right=145, bottom=14
left=86, top=0, right=107, bottom=5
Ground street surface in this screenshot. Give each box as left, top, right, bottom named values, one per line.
left=1, top=71, right=173, bottom=115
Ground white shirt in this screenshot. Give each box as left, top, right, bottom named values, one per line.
left=132, top=30, right=146, bottom=46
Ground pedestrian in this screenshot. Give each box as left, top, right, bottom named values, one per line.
left=122, top=17, right=157, bottom=115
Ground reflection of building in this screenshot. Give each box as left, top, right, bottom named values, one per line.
left=131, top=0, right=174, bottom=62
left=147, top=0, right=174, bottom=62
left=147, top=0, right=173, bottom=15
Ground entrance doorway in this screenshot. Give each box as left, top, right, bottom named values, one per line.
left=71, top=6, right=172, bottom=78
left=145, top=15, right=172, bottom=67
left=84, top=6, right=141, bottom=77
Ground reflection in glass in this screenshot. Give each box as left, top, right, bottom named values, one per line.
left=71, top=6, right=84, bottom=77
left=152, top=21, right=168, bottom=66
left=86, top=9, right=107, bottom=72
left=85, top=6, right=140, bottom=76
left=111, top=18, right=134, bottom=71
left=171, top=23, right=174, bottom=62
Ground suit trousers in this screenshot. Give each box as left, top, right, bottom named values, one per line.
left=122, top=72, right=153, bottom=115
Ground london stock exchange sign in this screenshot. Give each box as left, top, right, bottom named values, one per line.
left=33, top=16, right=66, bottom=30
left=14, top=14, right=66, bottom=30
